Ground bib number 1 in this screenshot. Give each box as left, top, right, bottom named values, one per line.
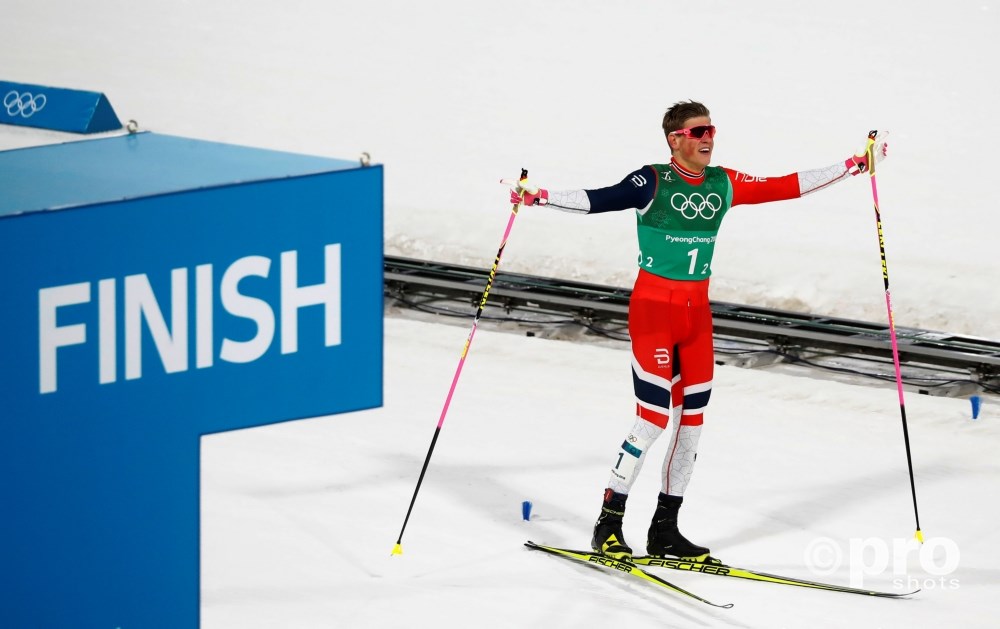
left=687, top=248, right=709, bottom=275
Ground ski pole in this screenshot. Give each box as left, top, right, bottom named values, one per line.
left=865, top=131, right=923, bottom=543
left=392, top=169, right=529, bottom=556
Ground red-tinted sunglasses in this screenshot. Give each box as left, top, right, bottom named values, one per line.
left=671, top=125, right=716, bottom=139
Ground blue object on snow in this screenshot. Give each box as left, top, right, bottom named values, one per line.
left=0, top=132, right=383, bottom=629
left=522, top=500, right=533, bottom=521
left=971, top=395, right=982, bottom=420
left=1, top=80, right=122, bottom=133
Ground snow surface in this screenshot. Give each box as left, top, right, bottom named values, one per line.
left=3, top=1, right=1000, bottom=627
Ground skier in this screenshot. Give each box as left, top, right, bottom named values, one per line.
left=509, top=100, right=888, bottom=561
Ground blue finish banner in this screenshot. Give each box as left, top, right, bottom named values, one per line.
left=0, top=134, right=383, bottom=629
left=1, top=80, right=122, bottom=133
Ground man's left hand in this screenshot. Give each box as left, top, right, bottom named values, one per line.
left=846, top=131, right=889, bottom=175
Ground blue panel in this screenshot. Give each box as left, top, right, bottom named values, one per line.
left=0, top=80, right=122, bottom=133
left=0, top=160, right=383, bottom=628
left=0, top=132, right=361, bottom=217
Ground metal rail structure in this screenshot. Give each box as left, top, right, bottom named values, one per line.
left=384, top=255, right=1000, bottom=398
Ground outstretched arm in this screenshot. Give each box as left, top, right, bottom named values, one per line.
left=510, top=166, right=658, bottom=214
left=727, top=131, right=889, bottom=206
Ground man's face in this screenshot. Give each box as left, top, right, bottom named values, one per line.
left=669, top=115, right=714, bottom=172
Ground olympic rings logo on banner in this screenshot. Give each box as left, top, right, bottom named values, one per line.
left=4, top=90, right=47, bottom=118
left=670, top=192, right=722, bottom=220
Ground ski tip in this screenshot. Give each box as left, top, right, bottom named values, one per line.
left=914, top=529, right=925, bottom=544
left=391, top=543, right=404, bottom=556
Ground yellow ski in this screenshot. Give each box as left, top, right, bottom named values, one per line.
left=525, top=541, right=733, bottom=608
left=633, top=555, right=918, bottom=598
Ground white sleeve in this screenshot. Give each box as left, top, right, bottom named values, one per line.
left=547, top=189, right=592, bottom=214
left=797, top=161, right=852, bottom=196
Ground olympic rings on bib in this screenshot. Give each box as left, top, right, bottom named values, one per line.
left=670, top=192, right=722, bottom=220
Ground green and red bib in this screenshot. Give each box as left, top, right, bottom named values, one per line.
left=636, top=164, right=734, bottom=280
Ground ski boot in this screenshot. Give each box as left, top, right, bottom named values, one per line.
left=646, top=493, right=711, bottom=561
left=591, top=489, right=633, bottom=561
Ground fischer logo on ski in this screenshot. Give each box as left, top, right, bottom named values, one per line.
left=641, top=557, right=732, bottom=575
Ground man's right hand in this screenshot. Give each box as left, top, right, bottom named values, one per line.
left=503, top=177, right=549, bottom=207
